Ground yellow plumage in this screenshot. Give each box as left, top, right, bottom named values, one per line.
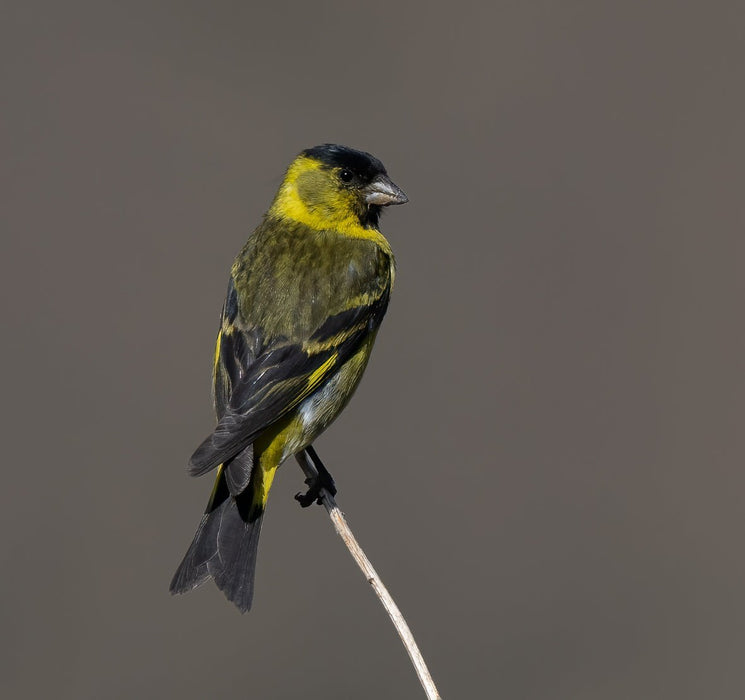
left=170, top=144, right=407, bottom=612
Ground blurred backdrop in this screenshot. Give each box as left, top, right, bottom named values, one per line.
left=2, top=1, right=745, bottom=698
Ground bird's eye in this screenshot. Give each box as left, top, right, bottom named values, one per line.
left=339, top=169, right=354, bottom=183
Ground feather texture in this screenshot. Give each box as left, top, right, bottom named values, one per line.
left=171, top=144, right=405, bottom=611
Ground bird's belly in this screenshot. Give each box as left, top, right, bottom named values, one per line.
left=282, top=335, right=376, bottom=461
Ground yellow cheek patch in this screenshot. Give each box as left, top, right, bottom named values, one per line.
left=272, top=165, right=359, bottom=232
left=268, top=156, right=393, bottom=251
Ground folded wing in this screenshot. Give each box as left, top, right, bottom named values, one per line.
left=189, top=289, right=390, bottom=479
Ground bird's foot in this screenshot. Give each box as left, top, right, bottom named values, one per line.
left=294, top=470, right=337, bottom=508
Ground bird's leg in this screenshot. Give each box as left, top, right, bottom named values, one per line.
left=294, top=445, right=337, bottom=507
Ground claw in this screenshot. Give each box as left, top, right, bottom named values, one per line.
left=294, top=471, right=336, bottom=508
left=294, top=489, right=318, bottom=508
left=294, top=446, right=338, bottom=508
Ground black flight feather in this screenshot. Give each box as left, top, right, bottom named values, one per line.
left=224, top=445, right=254, bottom=496
left=187, top=304, right=388, bottom=478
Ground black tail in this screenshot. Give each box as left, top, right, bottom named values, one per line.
left=170, top=473, right=264, bottom=613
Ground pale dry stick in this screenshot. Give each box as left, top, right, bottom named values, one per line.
left=296, top=450, right=443, bottom=700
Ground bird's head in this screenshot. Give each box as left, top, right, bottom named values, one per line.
left=269, top=144, right=408, bottom=231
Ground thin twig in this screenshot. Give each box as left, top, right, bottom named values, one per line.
left=295, top=451, right=442, bottom=700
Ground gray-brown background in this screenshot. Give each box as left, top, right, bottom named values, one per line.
left=3, top=1, right=744, bottom=698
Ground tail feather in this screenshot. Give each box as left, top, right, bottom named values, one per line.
left=169, top=511, right=220, bottom=594
left=208, top=500, right=263, bottom=613
left=170, top=492, right=264, bottom=613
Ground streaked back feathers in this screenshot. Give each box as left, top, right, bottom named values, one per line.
left=231, top=220, right=393, bottom=342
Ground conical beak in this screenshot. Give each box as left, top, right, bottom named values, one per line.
left=363, top=174, right=409, bottom=206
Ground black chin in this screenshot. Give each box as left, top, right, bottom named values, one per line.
left=361, top=204, right=381, bottom=229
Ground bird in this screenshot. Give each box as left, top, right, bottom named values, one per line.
left=170, top=144, right=408, bottom=612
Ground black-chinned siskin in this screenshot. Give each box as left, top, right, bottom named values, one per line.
left=170, top=144, right=407, bottom=612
